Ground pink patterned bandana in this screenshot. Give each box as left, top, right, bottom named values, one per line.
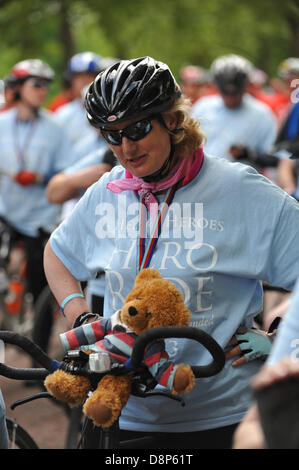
left=107, top=146, right=204, bottom=217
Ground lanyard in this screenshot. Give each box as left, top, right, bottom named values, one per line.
left=138, top=184, right=177, bottom=271
left=13, top=115, right=36, bottom=170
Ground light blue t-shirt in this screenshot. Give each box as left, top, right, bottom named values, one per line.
left=73, top=132, right=107, bottom=161
left=0, top=107, right=77, bottom=236
left=54, top=98, right=98, bottom=145
left=64, top=146, right=110, bottom=177
left=192, top=94, right=277, bottom=161
left=50, top=154, right=299, bottom=432
left=64, top=146, right=112, bottom=298
left=267, top=278, right=299, bottom=365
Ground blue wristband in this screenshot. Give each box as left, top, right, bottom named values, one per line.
left=61, top=293, right=84, bottom=317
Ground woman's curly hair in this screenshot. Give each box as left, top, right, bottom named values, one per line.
left=162, top=97, right=206, bottom=160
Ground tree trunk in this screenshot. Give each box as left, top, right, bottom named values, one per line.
left=59, top=0, right=75, bottom=68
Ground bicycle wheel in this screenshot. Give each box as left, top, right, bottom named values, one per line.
left=65, top=405, right=83, bottom=449
left=31, top=285, right=65, bottom=359
left=6, top=418, right=39, bottom=449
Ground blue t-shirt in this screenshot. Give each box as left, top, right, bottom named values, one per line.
left=54, top=98, right=98, bottom=145
left=73, top=132, right=107, bottom=161
left=192, top=94, right=277, bottom=161
left=267, top=278, right=299, bottom=365
left=0, top=107, right=77, bottom=236
left=50, top=154, right=299, bottom=432
left=64, top=146, right=109, bottom=176
left=64, top=146, right=112, bottom=298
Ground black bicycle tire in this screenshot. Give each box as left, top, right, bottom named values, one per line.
left=34, top=285, right=53, bottom=344
left=65, top=406, right=83, bottom=449
left=34, top=285, right=54, bottom=315
left=6, top=417, right=39, bottom=449
left=32, top=285, right=56, bottom=353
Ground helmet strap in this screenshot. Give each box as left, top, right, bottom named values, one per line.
left=142, top=137, right=176, bottom=183
left=142, top=114, right=181, bottom=183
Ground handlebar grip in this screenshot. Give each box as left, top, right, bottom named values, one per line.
left=130, top=326, right=225, bottom=378
left=0, top=363, right=49, bottom=380
left=0, top=331, right=58, bottom=371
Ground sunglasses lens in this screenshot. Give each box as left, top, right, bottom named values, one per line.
left=125, top=120, right=152, bottom=141
left=27, top=79, right=49, bottom=89
left=101, top=118, right=153, bottom=146
left=101, top=130, right=122, bottom=146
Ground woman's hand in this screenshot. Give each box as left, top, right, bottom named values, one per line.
left=225, top=327, right=274, bottom=367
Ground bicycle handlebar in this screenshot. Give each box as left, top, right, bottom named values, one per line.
left=0, top=331, right=59, bottom=380
left=0, top=326, right=225, bottom=382
left=0, top=363, right=48, bottom=380
left=130, top=326, right=225, bottom=377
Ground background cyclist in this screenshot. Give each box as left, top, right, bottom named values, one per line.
left=191, top=54, right=278, bottom=179
left=46, top=146, right=115, bottom=317
left=54, top=51, right=104, bottom=146
left=275, top=58, right=299, bottom=199
left=0, top=59, right=77, bottom=344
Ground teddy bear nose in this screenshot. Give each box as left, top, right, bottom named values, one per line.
left=128, top=306, right=138, bottom=316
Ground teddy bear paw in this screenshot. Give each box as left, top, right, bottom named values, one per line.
left=83, top=394, right=122, bottom=428
left=172, top=364, right=195, bottom=395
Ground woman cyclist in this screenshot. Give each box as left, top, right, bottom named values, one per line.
left=44, top=56, right=299, bottom=449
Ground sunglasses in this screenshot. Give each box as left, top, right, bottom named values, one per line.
left=100, top=117, right=154, bottom=146
left=26, top=78, right=50, bottom=89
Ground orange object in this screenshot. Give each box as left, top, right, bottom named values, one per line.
left=14, top=170, right=37, bottom=186
left=5, top=279, right=24, bottom=315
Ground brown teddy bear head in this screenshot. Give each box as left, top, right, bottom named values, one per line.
left=119, top=268, right=190, bottom=335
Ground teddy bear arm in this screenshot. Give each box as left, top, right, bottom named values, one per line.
left=60, top=318, right=110, bottom=352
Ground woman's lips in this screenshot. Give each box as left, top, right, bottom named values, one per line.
left=127, top=154, right=147, bottom=167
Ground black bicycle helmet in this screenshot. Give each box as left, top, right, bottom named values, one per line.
left=85, top=56, right=181, bottom=127
left=211, top=54, right=253, bottom=95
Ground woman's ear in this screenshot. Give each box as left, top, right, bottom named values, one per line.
left=164, top=114, right=178, bottom=131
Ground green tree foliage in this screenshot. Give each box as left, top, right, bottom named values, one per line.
left=0, top=0, right=298, bottom=90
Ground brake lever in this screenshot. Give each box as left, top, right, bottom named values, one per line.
left=10, top=392, right=54, bottom=410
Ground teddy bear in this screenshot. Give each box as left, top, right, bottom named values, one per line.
left=44, top=268, right=195, bottom=428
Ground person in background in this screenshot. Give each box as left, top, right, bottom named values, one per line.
left=247, top=68, right=286, bottom=122
left=179, top=65, right=216, bottom=107
left=46, top=146, right=115, bottom=205
left=54, top=51, right=103, bottom=145
left=46, top=146, right=116, bottom=315
left=0, top=58, right=76, bottom=341
left=0, top=75, right=18, bottom=113
left=72, top=58, right=120, bottom=160
left=47, top=70, right=74, bottom=112
left=191, top=54, right=277, bottom=178
left=276, top=57, right=299, bottom=119
left=275, top=58, right=299, bottom=198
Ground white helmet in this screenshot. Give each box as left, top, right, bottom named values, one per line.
left=68, top=52, right=103, bottom=75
